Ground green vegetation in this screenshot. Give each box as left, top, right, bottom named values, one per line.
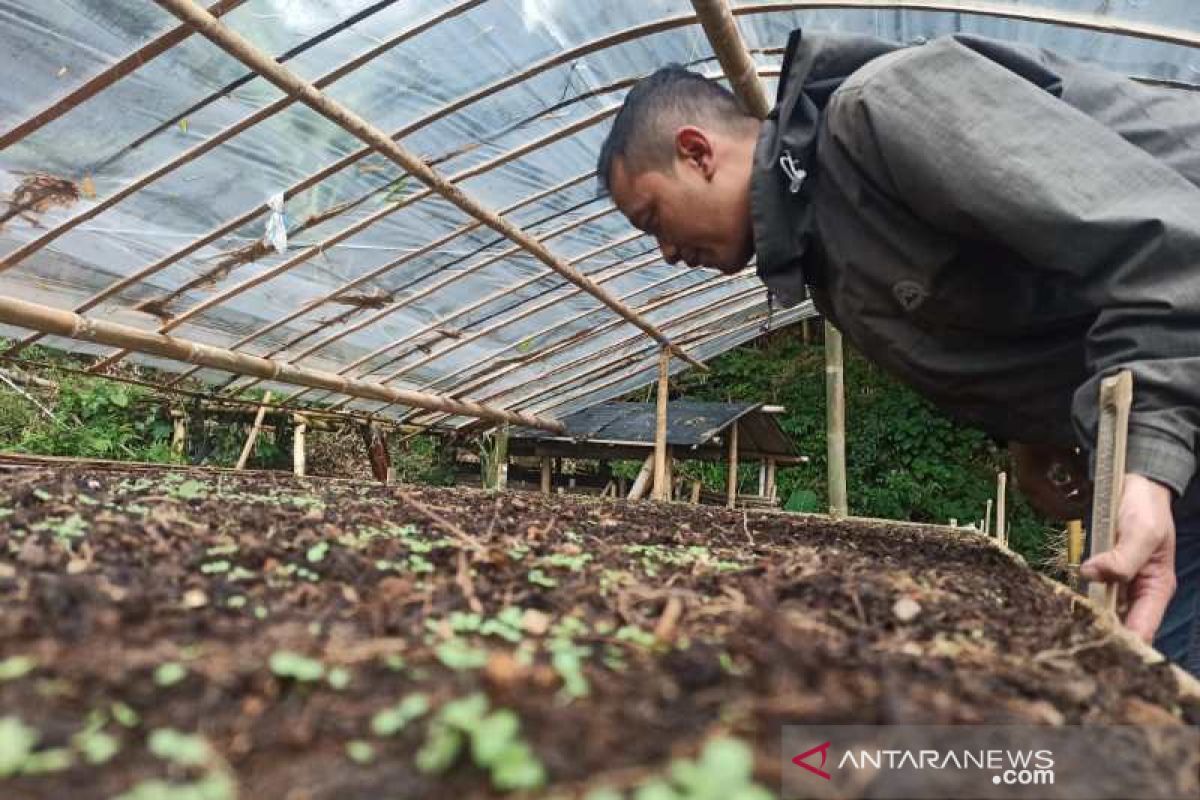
left=670, top=331, right=1055, bottom=565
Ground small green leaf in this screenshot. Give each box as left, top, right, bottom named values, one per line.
left=0, top=656, right=36, bottom=681
left=147, top=728, right=210, bottom=767
left=73, top=728, right=120, bottom=765
left=21, top=746, right=73, bottom=774
left=435, top=639, right=488, bottom=671
left=0, top=716, right=39, bottom=777
left=370, top=693, right=430, bottom=736
left=153, top=662, right=187, bottom=687
left=110, top=702, right=139, bottom=728
left=327, top=667, right=351, bottom=691
left=346, top=740, right=375, bottom=764
left=489, top=741, right=546, bottom=791
left=415, top=724, right=463, bottom=774
left=306, top=541, right=329, bottom=563
left=269, top=650, right=325, bottom=682
left=470, top=709, right=519, bottom=767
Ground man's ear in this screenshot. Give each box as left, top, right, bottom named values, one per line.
left=673, top=126, right=715, bottom=179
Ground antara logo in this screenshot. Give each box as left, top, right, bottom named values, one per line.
left=792, top=741, right=833, bottom=780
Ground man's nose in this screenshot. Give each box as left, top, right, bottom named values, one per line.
left=658, top=238, right=680, bottom=265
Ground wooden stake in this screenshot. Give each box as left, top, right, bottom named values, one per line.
left=690, top=479, right=702, bottom=505
left=984, top=498, right=993, bottom=535
left=293, top=414, right=307, bottom=477
left=170, top=409, right=188, bottom=461
left=726, top=421, right=739, bottom=510
left=825, top=322, right=848, bottom=517
left=494, top=424, right=509, bottom=491
left=766, top=458, right=777, bottom=500
left=1087, top=371, right=1134, bottom=613
left=652, top=348, right=670, bottom=501
left=1067, top=518, right=1084, bottom=590
left=540, top=456, right=552, bottom=495
left=996, top=472, right=1007, bottom=547
left=235, top=390, right=272, bottom=470
left=628, top=453, right=655, bottom=501
left=758, top=460, right=767, bottom=496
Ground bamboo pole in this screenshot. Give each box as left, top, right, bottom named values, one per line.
left=171, top=410, right=188, bottom=461
left=653, top=348, right=671, bottom=502
left=766, top=458, right=777, bottom=500
left=825, top=322, right=848, bottom=517
left=151, top=0, right=703, bottom=371
left=628, top=454, right=655, bottom=501
left=0, top=0, right=247, bottom=150
left=0, top=295, right=564, bottom=433
left=540, top=456, right=552, bottom=495
left=689, top=0, right=772, bottom=117
left=691, top=480, right=703, bottom=505
left=726, top=422, right=740, bottom=509
left=1067, top=519, right=1084, bottom=590
left=996, top=471, right=1008, bottom=547
left=235, top=390, right=273, bottom=470
left=293, top=414, right=307, bottom=477
left=1087, top=371, right=1134, bottom=613
left=758, top=460, right=767, bottom=497
left=494, top=424, right=509, bottom=491
left=984, top=498, right=993, bottom=535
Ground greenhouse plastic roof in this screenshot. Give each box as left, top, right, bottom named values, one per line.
left=1, top=0, right=1197, bottom=429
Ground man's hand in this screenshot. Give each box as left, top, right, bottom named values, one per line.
left=1079, top=473, right=1177, bottom=642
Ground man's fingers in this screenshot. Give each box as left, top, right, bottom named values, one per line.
left=1123, top=588, right=1173, bottom=644
left=1080, top=545, right=1141, bottom=583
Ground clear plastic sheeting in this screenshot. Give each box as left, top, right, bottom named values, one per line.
left=0, top=0, right=1196, bottom=427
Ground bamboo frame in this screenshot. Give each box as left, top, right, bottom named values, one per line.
left=152, top=0, right=702, bottom=369
left=86, top=104, right=627, bottom=374
left=690, top=0, right=772, bottom=118
left=0, top=295, right=564, bottom=433
left=0, top=0, right=248, bottom=150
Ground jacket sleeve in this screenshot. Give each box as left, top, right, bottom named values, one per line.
left=824, top=39, right=1200, bottom=495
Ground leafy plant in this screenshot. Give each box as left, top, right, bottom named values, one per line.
left=269, top=651, right=325, bottom=682
left=415, top=694, right=545, bottom=792
left=371, top=693, right=430, bottom=736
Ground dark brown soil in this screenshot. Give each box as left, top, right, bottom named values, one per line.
left=0, top=458, right=1195, bottom=799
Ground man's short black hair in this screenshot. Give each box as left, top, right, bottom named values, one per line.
left=597, top=65, right=755, bottom=194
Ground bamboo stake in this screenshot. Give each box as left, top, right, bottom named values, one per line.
left=0, top=295, right=564, bottom=433
left=766, top=458, right=777, bottom=500
left=235, top=390, right=273, bottom=470
left=653, top=348, right=671, bottom=502
left=758, top=460, right=767, bottom=496
left=628, top=454, right=655, bottom=501
left=152, top=0, right=703, bottom=370
left=540, top=456, right=552, bottom=495
left=1067, top=519, right=1084, bottom=591
left=0, top=0, right=247, bottom=150
left=726, top=422, right=740, bottom=509
left=825, top=322, right=848, bottom=518
left=984, top=498, right=993, bottom=535
left=996, top=472, right=1008, bottom=547
left=170, top=410, right=188, bottom=461
left=690, top=480, right=703, bottom=505
left=1087, top=371, right=1134, bottom=613
left=293, top=414, right=307, bottom=477
left=494, top=424, right=509, bottom=491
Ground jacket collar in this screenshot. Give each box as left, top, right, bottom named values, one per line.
left=751, top=29, right=901, bottom=306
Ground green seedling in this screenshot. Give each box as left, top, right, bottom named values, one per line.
left=111, top=702, right=140, bottom=728
left=153, top=662, right=187, bottom=687
left=527, top=569, right=557, bottom=588
left=200, top=560, right=230, bottom=575
left=73, top=727, right=119, bottom=765
left=171, top=480, right=207, bottom=501
left=346, top=740, right=375, bottom=764
left=268, top=651, right=325, bottom=682
left=0, top=716, right=38, bottom=777
left=541, top=552, right=592, bottom=572
left=371, top=693, right=430, bottom=737
left=147, top=729, right=210, bottom=767
left=633, top=737, right=772, bottom=800
left=435, top=639, right=488, bottom=671
left=416, top=694, right=545, bottom=791
left=0, top=655, right=36, bottom=681
left=327, top=667, right=351, bottom=691
left=20, top=747, right=73, bottom=774
left=306, top=541, right=329, bottom=563
left=115, top=773, right=236, bottom=800
left=205, top=543, right=238, bottom=557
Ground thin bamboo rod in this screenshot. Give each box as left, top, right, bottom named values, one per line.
left=293, top=414, right=307, bottom=477
left=996, top=471, right=1008, bottom=548
left=653, top=348, right=670, bottom=501
left=0, top=0, right=248, bottom=150
left=726, top=421, right=740, bottom=509
left=0, top=296, right=564, bottom=433
left=85, top=103, right=625, bottom=375
left=173, top=169, right=600, bottom=391
left=235, top=391, right=273, bottom=470
left=153, top=0, right=702, bottom=370
left=0, top=0, right=488, bottom=274
left=540, top=456, right=552, bottom=495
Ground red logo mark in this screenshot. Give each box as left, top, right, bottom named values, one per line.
left=792, top=741, right=832, bottom=780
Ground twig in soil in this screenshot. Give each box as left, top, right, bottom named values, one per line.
left=455, top=550, right=483, bottom=615
left=396, top=490, right=484, bottom=553
left=482, top=496, right=503, bottom=541
left=654, top=595, right=683, bottom=644
left=849, top=587, right=867, bottom=625
left=742, top=511, right=755, bottom=544
left=1032, top=634, right=1115, bottom=665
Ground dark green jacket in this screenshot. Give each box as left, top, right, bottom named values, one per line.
left=752, top=31, right=1200, bottom=495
